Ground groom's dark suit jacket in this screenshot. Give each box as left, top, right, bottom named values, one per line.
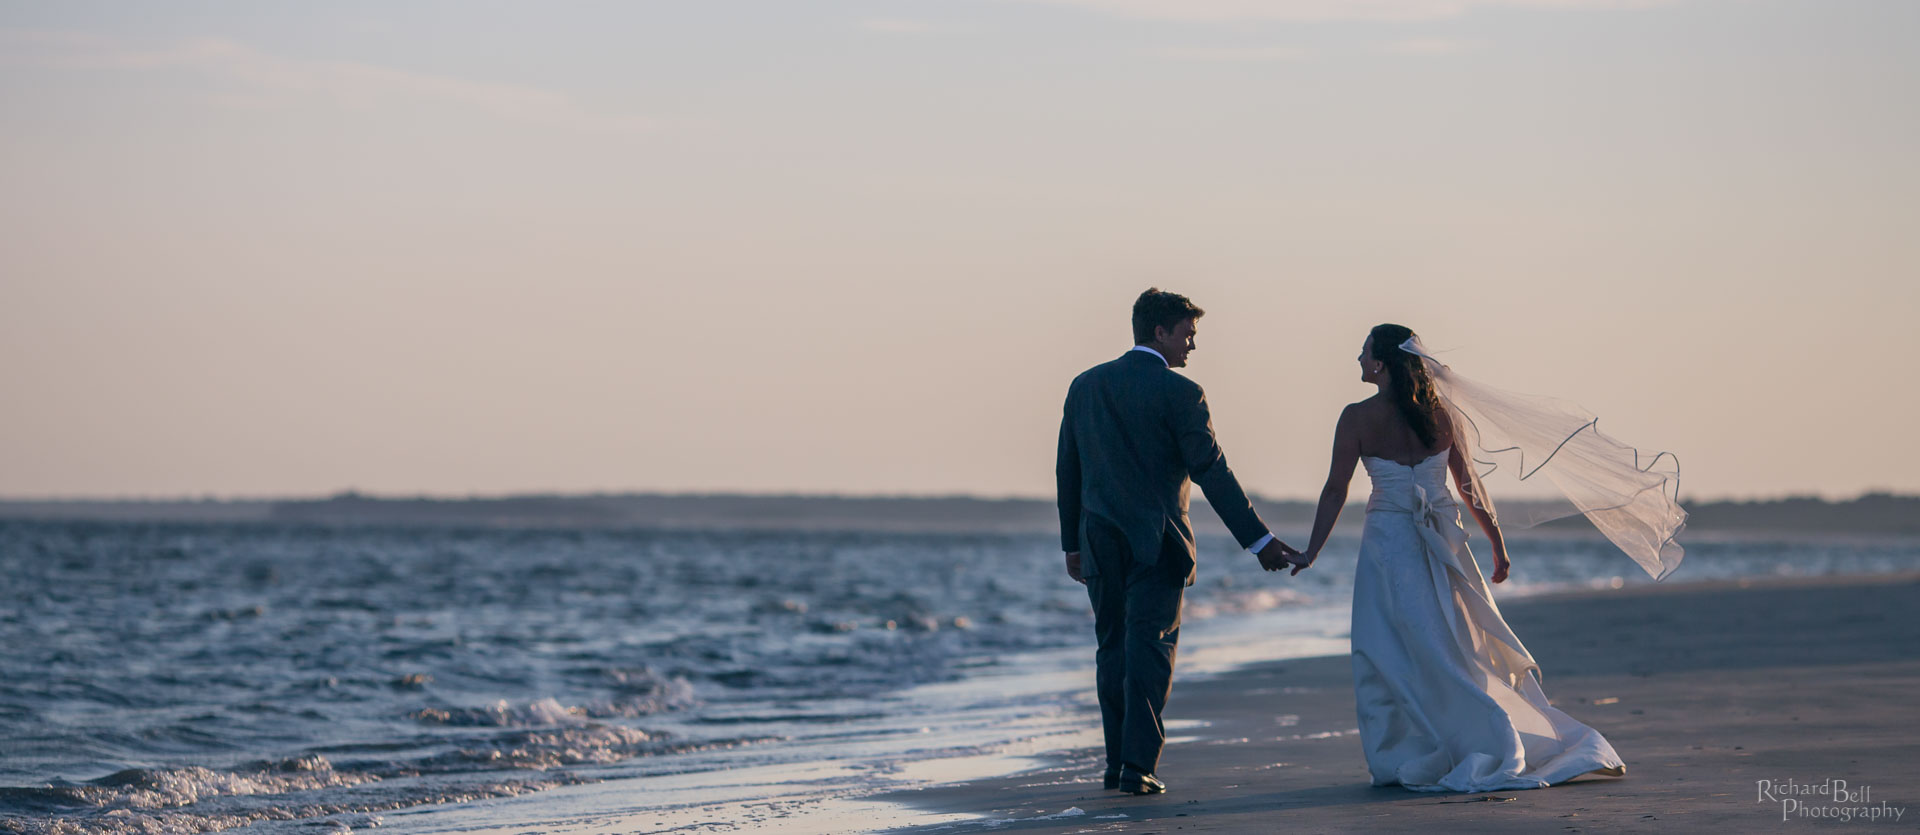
left=1056, top=349, right=1270, bottom=586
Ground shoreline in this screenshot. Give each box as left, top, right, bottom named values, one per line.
left=870, top=573, right=1920, bottom=833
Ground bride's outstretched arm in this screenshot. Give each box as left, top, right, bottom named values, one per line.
left=1300, top=405, right=1361, bottom=570
left=1447, top=441, right=1510, bottom=583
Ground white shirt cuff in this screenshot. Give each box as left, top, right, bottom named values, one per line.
left=1248, top=532, right=1275, bottom=555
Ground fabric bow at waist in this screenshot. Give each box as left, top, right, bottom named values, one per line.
left=1368, top=481, right=1454, bottom=518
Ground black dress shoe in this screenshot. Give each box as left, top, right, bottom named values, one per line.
left=1117, top=766, right=1167, bottom=795
left=1103, top=767, right=1122, bottom=790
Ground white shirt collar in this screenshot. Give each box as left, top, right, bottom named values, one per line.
left=1130, top=345, right=1169, bottom=366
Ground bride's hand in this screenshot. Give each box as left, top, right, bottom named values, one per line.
left=1490, top=550, right=1511, bottom=584
left=1289, top=548, right=1317, bottom=577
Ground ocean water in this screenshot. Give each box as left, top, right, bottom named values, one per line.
left=2, top=519, right=1916, bottom=833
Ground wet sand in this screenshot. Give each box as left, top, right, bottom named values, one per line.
left=876, top=574, right=1920, bottom=833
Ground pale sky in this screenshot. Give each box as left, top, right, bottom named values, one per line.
left=2, top=0, right=1914, bottom=501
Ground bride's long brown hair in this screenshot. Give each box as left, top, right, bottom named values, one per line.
left=1370, top=323, right=1444, bottom=449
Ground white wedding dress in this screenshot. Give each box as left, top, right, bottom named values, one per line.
left=1350, top=450, right=1625, bottom=792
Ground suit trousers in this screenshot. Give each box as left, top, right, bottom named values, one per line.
left=1083, top=515, right=1185, bottom=775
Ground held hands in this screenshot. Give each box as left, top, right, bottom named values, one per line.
left=1289, top=548, right=1318, bottom=577
left=1256, top=539, right=1313, bottom=576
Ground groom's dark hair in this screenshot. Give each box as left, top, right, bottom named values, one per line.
left=1132, top=288, right=1205, bottom=344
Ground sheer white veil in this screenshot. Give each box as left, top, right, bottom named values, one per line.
left=1402, top=336, right=1686, bottom=581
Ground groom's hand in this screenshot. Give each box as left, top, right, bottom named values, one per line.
left=1255, top=539, right=1298, bottom=573
left=1064, top=551, right=1086, bottom=585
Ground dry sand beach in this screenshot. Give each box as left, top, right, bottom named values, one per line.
left=876, top=573, right=1920, bottom=833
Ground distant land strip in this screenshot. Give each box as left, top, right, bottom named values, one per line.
left=0, top=492, right=1915, bottom=537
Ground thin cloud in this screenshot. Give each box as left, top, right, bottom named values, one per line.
left=0, top=29, right=658, bottom=136
left=857, top=19, right=972, bottom=34
left=1009, top=0, right=1671, bottom=22
left=1381, top=37, right=1481, bottom=55
left=1149, top=45, right=1310, bottom=63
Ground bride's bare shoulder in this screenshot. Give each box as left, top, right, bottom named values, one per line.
left=1338, top=398, right=1392, bottom=436
left=1348, top=395, right=1390, bottom=417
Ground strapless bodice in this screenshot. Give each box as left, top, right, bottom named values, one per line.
left=1363, top=450, right=1455, bottom=516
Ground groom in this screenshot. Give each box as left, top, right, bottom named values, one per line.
left=1056, top=288, right=1302, bottom=795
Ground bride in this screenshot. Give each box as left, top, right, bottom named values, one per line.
left=1290, top=323, right=1684, bottom=793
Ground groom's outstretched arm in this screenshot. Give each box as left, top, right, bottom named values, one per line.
left=1170, top=381, right=1270, bottom=550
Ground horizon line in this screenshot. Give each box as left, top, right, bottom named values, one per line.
left=0, top=487, right=1911, bottom=506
